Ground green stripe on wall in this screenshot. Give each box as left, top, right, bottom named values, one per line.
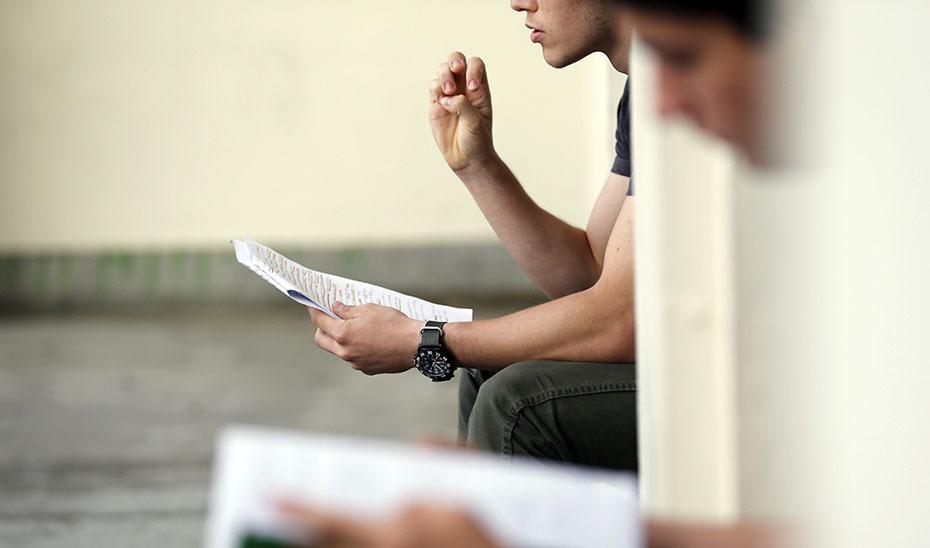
left=0, top=245, right=542, bottom=312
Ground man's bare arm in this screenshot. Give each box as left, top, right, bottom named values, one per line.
left=431, top=52, right=629, bottom=299
left=457, top=158, right=630, bottom=299
left=307, top=198, right=635, bottom=374
left=443, top=198, right=635, bottom=367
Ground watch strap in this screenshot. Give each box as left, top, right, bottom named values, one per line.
left=420, top=321, right=446, bottom=347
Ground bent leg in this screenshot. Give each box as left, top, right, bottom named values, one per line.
left=458, top=368, right=497, bottom=442
left=466, top=361, right=637, bottom=472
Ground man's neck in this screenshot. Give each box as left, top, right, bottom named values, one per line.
left=603, top=11, right=633, bottom=74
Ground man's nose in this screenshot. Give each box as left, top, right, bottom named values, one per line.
left=510, top=0, right=537, bottom=13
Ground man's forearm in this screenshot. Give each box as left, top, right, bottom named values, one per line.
left=455, top=155, right=602, bottom=299
left=442, top=279, right=636, bottom=369
left=307, top=197, right=635, bottom=376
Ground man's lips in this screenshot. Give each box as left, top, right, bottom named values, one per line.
left=526, top=23, right=544, bottom=43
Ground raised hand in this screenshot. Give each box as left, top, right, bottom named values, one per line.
left=428, top=51, right=495, bottom=173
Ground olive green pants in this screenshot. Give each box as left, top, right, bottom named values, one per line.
left=458, top=361, right=638, bottom=472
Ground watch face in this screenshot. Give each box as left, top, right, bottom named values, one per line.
left=417, top=349, right=451, bottom=378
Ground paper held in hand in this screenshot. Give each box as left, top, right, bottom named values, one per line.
left=204, top=426, right=641, bottom=548
left=232, top=237, right=473, bottom=322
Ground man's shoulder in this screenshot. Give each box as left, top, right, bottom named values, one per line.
left=611, top=79, right=632, bottom=180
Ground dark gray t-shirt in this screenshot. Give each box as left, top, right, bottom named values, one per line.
left=610, top=80, right=633, bottom=196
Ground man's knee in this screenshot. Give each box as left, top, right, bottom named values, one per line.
left=465, top=361, right=639, bottom=470
left=466, top=362, right=541, bottom=452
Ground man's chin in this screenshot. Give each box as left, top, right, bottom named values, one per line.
left=542, top=46, right=594, bottom=69
left=542, top=49, right=573, bottom=69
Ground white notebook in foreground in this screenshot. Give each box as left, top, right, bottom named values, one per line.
left=205, top=427, right=641, bottom=548
left=232, top=236, right=472, bottom=322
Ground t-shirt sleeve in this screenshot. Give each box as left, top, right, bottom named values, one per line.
left=610, top=80, right=634, bottom=195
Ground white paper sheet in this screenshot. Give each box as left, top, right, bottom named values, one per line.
left=232, top=237, right=473, bottom=322
left=204, top=427, right=641, bottom=548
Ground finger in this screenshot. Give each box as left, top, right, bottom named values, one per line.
left=448, top=51, right=467, bottom=74
left=428, top=79, right=443, bottom=102
left=416, top=436, right=469, bottom=450
left=307, top=306, right=326, bottom=325
left=276, top=501, right=382, bottom=546
left=331, top=301, right=361, bottom=320
left=308, top=307, right=342, bottom=336
left=314, top=327, right=343, bottom=357
left=439, top=94, right=480, bottom=126
left=465, top=56, right=489, bottom=97
left=437, top=62, right=456, bottom=95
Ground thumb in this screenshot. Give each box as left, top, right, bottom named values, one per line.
left=440, top=95, right=482, bottom=129
left=331, top=301, right=360, bottom=320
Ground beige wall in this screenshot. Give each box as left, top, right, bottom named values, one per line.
left=0, top=0, right=616, bottom=253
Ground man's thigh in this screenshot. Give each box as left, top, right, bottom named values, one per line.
left=462, top=361, right=637, bottom=472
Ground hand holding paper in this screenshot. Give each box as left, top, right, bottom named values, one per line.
left=277, top=500, right=501, bottom=548
left=204, top=427, right=640, bottom=548
left=308, top=302, right=421, bottom=375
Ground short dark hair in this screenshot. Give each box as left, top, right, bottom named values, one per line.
left=618, top=0, right=768, bottom=40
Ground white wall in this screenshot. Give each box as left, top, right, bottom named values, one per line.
left=785, top=1, right=930, bottom=545
left=0, top=0, right=616, bottom=253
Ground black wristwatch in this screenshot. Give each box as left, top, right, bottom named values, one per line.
left=414, top=321, right=457, bottom=382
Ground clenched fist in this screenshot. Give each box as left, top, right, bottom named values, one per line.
left=428, top=51, right=495, bottom=173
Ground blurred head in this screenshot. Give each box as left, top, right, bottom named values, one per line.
left=511, top=0, right=627, bottom=70
left=621, top=0, right=768, bottom=159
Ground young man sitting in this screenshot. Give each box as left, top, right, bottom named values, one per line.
left=290, top=0, right=782, bottom=546
left=307, top=0, right=640, bottom=472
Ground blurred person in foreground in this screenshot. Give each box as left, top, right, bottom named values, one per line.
left=282, top=0, right=785, bottom=547
left=309, top=0, right=641, bottom=472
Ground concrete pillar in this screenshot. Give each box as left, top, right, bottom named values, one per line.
left=631, top=38, right=739, bottom=521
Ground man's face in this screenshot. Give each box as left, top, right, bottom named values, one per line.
left=630, top=9, right=763, bottom=158
left=511, top=0, right=613, bottom=68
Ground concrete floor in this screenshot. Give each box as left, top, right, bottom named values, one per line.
left=0, top=303, right=517, bottom=547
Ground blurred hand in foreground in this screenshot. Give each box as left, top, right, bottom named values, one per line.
left=280, top=500, right=781, bottom=548
left=646, top=520, right=779, bottom=548
left=307, top=302, right=420, bottom=375
left=279, top=501, right=500, bottom=548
